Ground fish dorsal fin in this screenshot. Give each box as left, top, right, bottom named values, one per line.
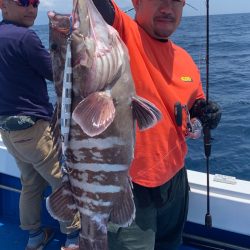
left=132, top=96, right=162, bottom=130
left=110, top=180, right=135, bottom=227
left=72, top=91, right=115, bottom=137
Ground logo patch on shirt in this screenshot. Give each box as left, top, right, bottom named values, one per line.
left=181, top=76, right=193, bottom=82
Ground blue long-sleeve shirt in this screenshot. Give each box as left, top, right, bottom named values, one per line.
left=0, top=20, right=53, bottom=120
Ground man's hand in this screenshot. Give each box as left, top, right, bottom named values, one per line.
left=190, top=99, right=222, bottom=129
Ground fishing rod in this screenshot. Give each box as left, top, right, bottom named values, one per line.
left=125, top=2, right=198, bottom=14
left=125, top=7, right=134, bottom=14
left=204, top=0, right=212, bottom=228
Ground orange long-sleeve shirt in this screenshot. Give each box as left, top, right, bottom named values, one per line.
left=112, top=3, right=205, bottom=187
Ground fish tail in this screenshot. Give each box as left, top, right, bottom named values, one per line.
left=79, top=235, right=108, bottom=250
left=132, top=96, right=162, bottom=130
left=46, top=180, right=78, bottom=222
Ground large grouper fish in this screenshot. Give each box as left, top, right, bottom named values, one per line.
left=46, top=0, right=161, bottom=249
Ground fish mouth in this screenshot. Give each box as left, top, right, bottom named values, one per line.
left=48, top=11, right=72, bottom=35
left=50, top=25, right=71, bottom=36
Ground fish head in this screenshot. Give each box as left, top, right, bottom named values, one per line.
left=48, top=11, right=72, bottom=96
left=70, top=0, right=97, bottom=98
left=72, top=0, right=90, bottom=36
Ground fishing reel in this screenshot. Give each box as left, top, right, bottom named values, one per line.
left=174, top=102, right=202, bottom=140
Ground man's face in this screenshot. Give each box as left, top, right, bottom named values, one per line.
left=2, top=0, right=38, bottom=27
left=132, top=0, right=185, bottom=40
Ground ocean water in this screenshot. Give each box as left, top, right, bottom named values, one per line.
left=172, top=13, right=250, bottom=181
left=35, top=12, right=250, bottom=181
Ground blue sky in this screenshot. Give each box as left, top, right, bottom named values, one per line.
left=1, top=0, right=250, bottom=25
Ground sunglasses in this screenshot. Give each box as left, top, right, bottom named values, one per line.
left=12, top=0, right=40, bottom=8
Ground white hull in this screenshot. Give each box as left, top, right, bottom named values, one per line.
left=188, top=170, right=250, bottom=237
left=1, top=134, right=250, bottom=245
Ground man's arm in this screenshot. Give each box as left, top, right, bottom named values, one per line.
left=92, top=0, right=115, bottom=25
left=22, top=30, right=53, bottom=81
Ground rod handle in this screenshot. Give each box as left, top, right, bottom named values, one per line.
left=174, top=102, right=182, bottom=126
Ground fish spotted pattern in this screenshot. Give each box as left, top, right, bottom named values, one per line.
left=46, top=0, right=161, bottom=249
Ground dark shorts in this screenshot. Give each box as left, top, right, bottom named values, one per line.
left=108, top=167, right=189, bottom=250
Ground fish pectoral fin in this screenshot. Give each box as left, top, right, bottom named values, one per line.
left=46, top=180, right=78, bottom=222
left=110, top=182, right=135, bottom=227
left=132, top=96, right=162, bottom=130
left=72, top=92, right=116, bottom=137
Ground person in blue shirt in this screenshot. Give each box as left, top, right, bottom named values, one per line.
left=0, top=1, right=80, bottom=249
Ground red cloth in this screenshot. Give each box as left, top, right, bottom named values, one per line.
left=112, top=2, right=205, bottom=187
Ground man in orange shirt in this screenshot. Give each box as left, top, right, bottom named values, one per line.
left=92, top=0, right=221, bottom=249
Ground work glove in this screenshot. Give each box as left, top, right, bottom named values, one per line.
left=190, top=99, right=222, bottom=129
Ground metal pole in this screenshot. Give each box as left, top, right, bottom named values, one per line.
left=204, top=0, right=212, bottom=228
